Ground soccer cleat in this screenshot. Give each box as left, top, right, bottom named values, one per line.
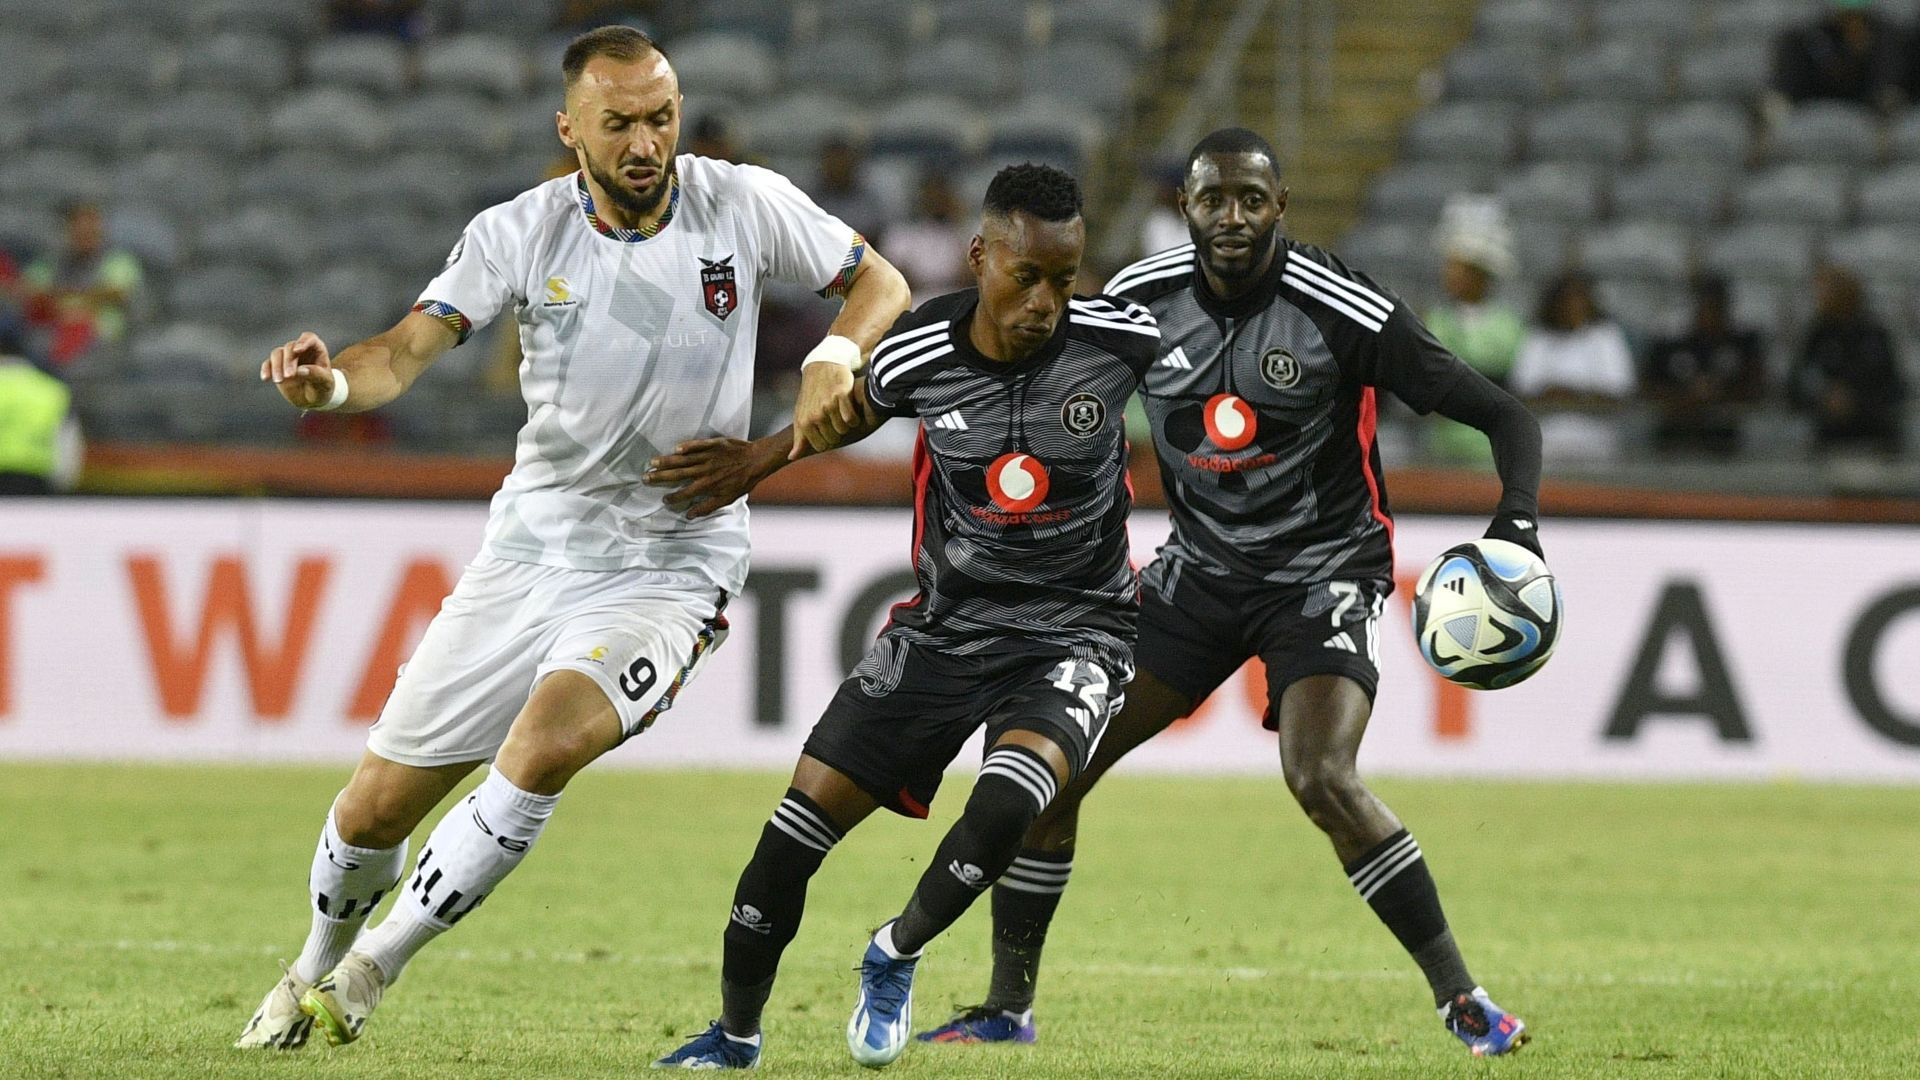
left=651, top=1020, right=763, bottom=1070
left=299, top=952, right=386, bottom=1046
left=233, top=965, right=314, bottom=1049
left=915, top=1005, right=1036, bottom=1044
left=846, top=923, right=918, bottom=1068
left=1441, top=987, right=1529, bottom=1057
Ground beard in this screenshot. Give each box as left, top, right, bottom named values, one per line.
left=1190, top=218, right=1279, bottom=286
left=585, top=151, right=676, bottom=218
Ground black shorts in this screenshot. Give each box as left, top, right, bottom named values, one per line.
left=802, top=633, right=1129, bottom=818
left=1137, top=559, right=1387, bottom=729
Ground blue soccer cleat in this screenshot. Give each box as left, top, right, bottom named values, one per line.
left=915, top=1005, right=1036, bottom=1044
left=846, top=923, right=919, bottom=1068
left=1441, top=987, right=1529, bottom=1057
left=652, top=1020, right=762, bottom=1070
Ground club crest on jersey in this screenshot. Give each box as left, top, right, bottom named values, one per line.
left=1261, top=347, right=1302, bottom=389
left=699, top=255, right=737, bottom=321
left=986, top=452, right=1050, bottom=513
left=1061, top=392, right=1105, bottom=438
left=1203, top=393, right=1258, bottom=450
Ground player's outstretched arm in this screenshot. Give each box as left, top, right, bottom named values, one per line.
left=259, top=311, right=459, bottom=413
left=648, top=382, right=889, bottom=518
left=793, top=248, right=910, bottom=458
left=1431, top=366, right=1546, bottom=556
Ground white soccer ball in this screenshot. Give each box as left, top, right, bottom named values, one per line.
left=1412, top=538, right=1561, bottom=690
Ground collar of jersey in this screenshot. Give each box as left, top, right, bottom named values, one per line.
left=1194, top=237, right=1287, bottom=320
left=947, top=290, right=1071, bottom=376
left=576, top=171, right=678, bottom=242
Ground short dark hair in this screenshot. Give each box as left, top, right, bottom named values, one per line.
left=1186, top=127, right=1280, bottom=178
left=982, top=163, right=1083, bottom=222
left=562, top=25, right=668, bottom=86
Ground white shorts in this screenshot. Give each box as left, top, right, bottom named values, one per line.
left=366, top=555, right=729, bottom=767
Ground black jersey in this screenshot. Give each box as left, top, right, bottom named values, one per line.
left=863, top=288, right=1159, bottom=658
left=1107, top=238, right=1466, bottom=586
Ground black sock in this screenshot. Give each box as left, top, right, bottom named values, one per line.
left=889, top=746, right=1055, bottom=956
left=983, top=848, right=1073, bottom=1014
left=1343, top=828, right=1475, bottom=1006
left=719, top=789, right=843, bottom=1036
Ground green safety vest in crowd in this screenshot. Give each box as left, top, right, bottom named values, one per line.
left=0, top=362, right=71, bottom=479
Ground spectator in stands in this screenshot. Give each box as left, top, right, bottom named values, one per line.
left=0, top=325, right=81, bottom=495
left=1788, top=265, right=1908, bottom=455
left=811, top=136, right=889, bottom=238
left=882, top=170, right=971, bottom=295
left=1511, top=271, right=1637, bottom=462
left=1425, top=200, right=1523, bottom=463
left=1771, top=0, right=1910, bottom=113
left=327, top=0, right=426, bottom=41
left=21, top=202, right=143, bottom=375
left=1644, top=274, right=1768, bottom=457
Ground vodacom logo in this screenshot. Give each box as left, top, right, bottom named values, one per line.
left=986, top=452, right=1050, bottom=512
left=1203, top=393, right=1257, bottom=450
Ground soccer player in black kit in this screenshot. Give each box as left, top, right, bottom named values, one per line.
left=650, top=164, right=1159, bottom=1070
left=906, top=128, right=1545, bottom=1057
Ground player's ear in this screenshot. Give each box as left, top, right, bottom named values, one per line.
left=1275, top=186, right=1290, bottom=216
left=966, top=234, right=985, bottom=278
left=555, top=108, right=575, bottom=150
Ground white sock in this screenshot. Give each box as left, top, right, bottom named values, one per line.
left=294, top=803, right=406, bottom=984
left=873, top=921, right=922, bottom=960
left=356, top=769, right=559, bottom=982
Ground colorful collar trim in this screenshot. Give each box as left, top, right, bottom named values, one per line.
left=576, top=170, right=678, bottom=242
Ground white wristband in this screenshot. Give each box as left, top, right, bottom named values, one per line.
left=310, top=369, right=350, bottom=412
left=800, top=334, right=863, bottom=373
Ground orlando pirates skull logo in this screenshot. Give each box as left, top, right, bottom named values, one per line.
left=1261, top=347, right=1302, bottom=390
left=700, top=255, right=737, bottom=321
left=1061, top=392, right=1105, bottom=438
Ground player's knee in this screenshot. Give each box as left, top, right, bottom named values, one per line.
left=965, top=771, right=1050, bottom=849
left=1283, top=759, right=1367, bottom=824
left=332, top=788, right=422, bottom=849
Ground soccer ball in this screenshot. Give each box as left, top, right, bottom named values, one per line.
left=1412, top=539, right=1561, bottom=690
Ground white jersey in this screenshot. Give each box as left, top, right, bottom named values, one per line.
left=415, top=155, right=862, bottom=592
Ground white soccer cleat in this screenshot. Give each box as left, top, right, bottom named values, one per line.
left=299, top=952, right=386, bottom=1046
left=233, top=965, right=314, bottom=1050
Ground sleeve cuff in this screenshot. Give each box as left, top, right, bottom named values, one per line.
left=412, top=300, right=474, bottom=345
left=817, top=233, right=866, bottom=300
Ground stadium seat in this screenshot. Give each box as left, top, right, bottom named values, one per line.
left=443, top=0, right=556, bottom=37
left=868, top=95, right=982, bottom=157
left=1704, top=222, right=1820, bottom=285
left=3, top=0, right=106, bottom=36
left=1828, top=226, right=1920, bottom=284
left=165, top=264, right=284, bottom=334
left=0, top=35, right=64, bottom=105
left=307, top=35, right=413, bottom=98
left=827, top=0, right=933, bottom=41
left=1525, top=101, right=1638, bottom=164
left=1442, top=44, right=1555, bottom=104
left=1889, top=114, right=1920, bottom=162
left=931, top=0, right=1037, bottom=47
left=1497, top=161, right=1606, bottom=223
left=903, top=36, right=1020, bottom=103
left=668, top=32, right=779, bottom=102
left=141, top=90, right=268, bottom=157
left=127, top=322, right=245, bottom=383
left=985, top=95, right=1104, bottom=165
left=1733, top=164, right=1853, bottom=227
left=1644, top=102, right=1752, bottom=166
left=1591, top=0, right=1698, bottom=44
left=1704, top=0, right=1817, bottom=42
left=177, top=33, right=294, bottom=95
left=742, top=92, right=865, bottom=158
left=1363, top=163, right=1495, bottom=223
left=183, top=0, right=324, bottom=38
left=0, top=149, right=108, bottom=210
left=690, top=0, right=797, bottom=45
left=367, top=150, right=486, bottom=219
left=1859, top=165, right=1920, bottom=226
left=1023, top=39, right=1136, bottom=116
left=240, top=151, right=366, bottom=212
left=269, top=89, right=391, bottom=157
left=0, top=205, right=61, bottom=261
left=1674, top=37, right=1773, bottom=102
left=76, top=30, right=172, bottom=95
left=1558, top=41, right=1671, bottom=104
left=117, top=150, right=233, bottom=220
left=107, top=206, right=185, bottom=273
left=1051, top=0, right=1165, bottom=54
left=1336, top=220, right=1434, bottom=295
left=1402, top=102, right=1521, bottom=167
left=30, top=91, right=140, bottom=157
left=388, top=91, right=512, bottom=158
left=1512, top=219, right=1574, bottom=279
left=194, top=204, right=319, bottom=276
left=306, top=262, right=405, bottom=337
left=419, top=34, right=530, bottom=98
left=1594, top=277, right=1689, bottom=335
left=1611, top=161, right=1735, bottom=227
left=782, top=30, right=898, bottom=101
left=1580, top=220, right=1692, bottom=283
left=0, top=109, right=25, bottom=156
left=1767, top=102, right=1882, bottom=167
left=1473, top=0, right=1585, bottom=47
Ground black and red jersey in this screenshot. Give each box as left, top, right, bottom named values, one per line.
left=863, top=288, right=1158, bottom=658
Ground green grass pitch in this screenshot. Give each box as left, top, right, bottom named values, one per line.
left=3, top=764, right=1916, bottom=1078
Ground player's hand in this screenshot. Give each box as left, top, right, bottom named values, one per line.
left=260, top=332, right=337, bottom=409
left=792, top=360, right=860, bottom=459
left=1483, top=513, right=1544, bottom=558
left=646, top=438, right=771, bottom=518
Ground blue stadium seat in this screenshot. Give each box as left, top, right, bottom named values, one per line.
left=1525, top=101, right=1638, bottom=164
left=1559, top=41, right=1670, bottom=104
left=1402, top=102, right=1521, bottom=166
left=1734, top=164, right=1853, bottom=227
left=1611, top=161, right=1735, bottom=227
left=1644, top=102, right=1752, bottom=166
left=902, top=37, right=1020, bottom=104
left=1442, top=44, right=1555, bottom=105
left=419, top=34, right=530, bottom=98
left=1858, top=165, right=1920, bottom=226
left=1768, top=102, right=1882, bottom=167
left=783, top=30, right=898, bottom=101
left=307, top=34, right=413, bottom=98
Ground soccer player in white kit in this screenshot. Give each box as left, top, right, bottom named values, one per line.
left=234, top=26, right=910, bottom=1050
